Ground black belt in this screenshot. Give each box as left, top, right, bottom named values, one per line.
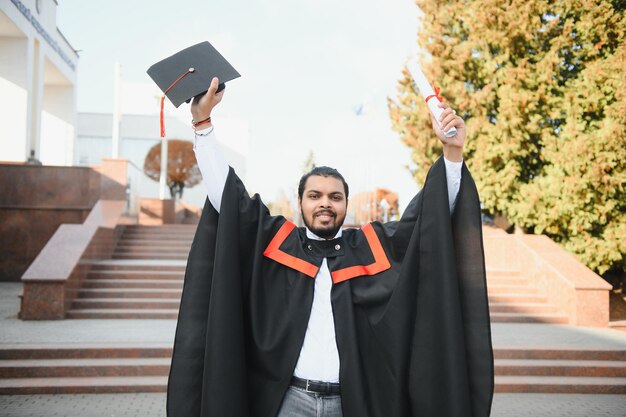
left=291, top=376, right=341, bottom=395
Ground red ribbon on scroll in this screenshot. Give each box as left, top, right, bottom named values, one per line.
left=425, top=84, right=442, bottom=104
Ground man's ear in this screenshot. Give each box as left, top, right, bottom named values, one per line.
left=297, top=198, right=302, bottom=214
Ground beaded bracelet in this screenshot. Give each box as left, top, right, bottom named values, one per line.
left=192, top=116, right=211, bottom=129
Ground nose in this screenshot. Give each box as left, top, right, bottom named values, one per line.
left=319, top=196, right=332, bottom=207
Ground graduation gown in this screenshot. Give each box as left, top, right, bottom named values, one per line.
left=166, top=156, right=494, bottom=417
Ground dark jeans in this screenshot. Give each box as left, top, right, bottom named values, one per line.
left=277, top=386, right=343, bottom=417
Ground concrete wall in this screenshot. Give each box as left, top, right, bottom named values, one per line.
left=41, top=82, right=75, bottom=165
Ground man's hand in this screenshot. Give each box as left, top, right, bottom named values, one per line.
left=191, top=77, right=224, bottom=126
left=430, top=102, right=465, bottom=162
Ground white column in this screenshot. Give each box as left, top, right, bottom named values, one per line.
left=28, top=38, right=44, bottom=160
left=0, top=36, right=29, bottom=162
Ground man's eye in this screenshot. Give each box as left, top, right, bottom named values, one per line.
left=309, top=194, right=319, bottom=199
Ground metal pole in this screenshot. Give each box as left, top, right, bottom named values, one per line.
left=112, top=62, right=121, bottom=158
left=159, top=137, right=168, bottom=200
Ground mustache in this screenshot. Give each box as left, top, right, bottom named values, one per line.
left=314, top=210, right=336, bottom=218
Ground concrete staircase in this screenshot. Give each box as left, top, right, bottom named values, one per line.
left=494, top=348, right=626, bottom=394
left=110, top=225, right=195, bottom=260
left=4, top=225, right=621, bottom=395
left=66, top=225, right=192, bottom=319
left=0, top=345, right=171, bottom=394
left=70, top=225, right=569, bottom=324
left=1, top=345, right=625, bottom=394
left=487, top=269, right=568, bottom=324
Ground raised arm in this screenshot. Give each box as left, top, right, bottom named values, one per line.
left=431, top=102, right=466, bottom=214
left=191, top=77, right=228, bottom=212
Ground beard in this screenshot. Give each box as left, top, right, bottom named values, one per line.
left=301, top=209, right=345, bottom=239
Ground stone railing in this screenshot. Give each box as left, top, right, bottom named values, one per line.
left=483, top=228, right=612, bottom=327
left=19, top=200, right=126, bottom=320
left=0, top=158, right=132, bottom=282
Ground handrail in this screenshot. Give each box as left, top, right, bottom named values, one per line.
left=20, top=200, right=126, bottom=320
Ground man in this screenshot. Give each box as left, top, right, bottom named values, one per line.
left=167, top=78, right=494, bottom=417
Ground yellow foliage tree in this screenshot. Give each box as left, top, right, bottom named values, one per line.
left=389, top=0, right=625, bottom=274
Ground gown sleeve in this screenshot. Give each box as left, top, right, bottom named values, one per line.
left=168, top=142, right=285, bottom=416
left=372, top=156, right=494, bottom=417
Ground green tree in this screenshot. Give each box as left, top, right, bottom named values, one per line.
left=389, top=0, right=625, bottom=274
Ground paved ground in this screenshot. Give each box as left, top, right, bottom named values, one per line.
left=1, top=393, right=626, bottom=417
left=2, top=282, right=626, bottom=416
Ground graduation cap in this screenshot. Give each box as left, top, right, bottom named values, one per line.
left=147, top=41, right=241, bottom=137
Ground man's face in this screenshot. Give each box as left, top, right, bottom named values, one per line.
left=298, top=175, right=348, bottom=239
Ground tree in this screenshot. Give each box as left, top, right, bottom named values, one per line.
left=389, top=0, right=625, bottom=274
left=143, top=140, right=202, bottom=199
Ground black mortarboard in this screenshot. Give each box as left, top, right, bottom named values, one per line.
left=147, top=41, right=240, bottom=136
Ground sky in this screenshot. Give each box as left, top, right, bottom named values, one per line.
left=57, top=0, right=424, bottom=211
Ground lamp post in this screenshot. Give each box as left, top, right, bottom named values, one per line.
left=159, top=136, right=168, bottom=200
left=112, top=63, right=121, bottom=158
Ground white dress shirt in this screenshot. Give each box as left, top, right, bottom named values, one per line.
left=193, top=127, right=462, bottom=383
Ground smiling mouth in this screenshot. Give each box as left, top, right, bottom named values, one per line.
left=315, top=211, right=335, bottom=221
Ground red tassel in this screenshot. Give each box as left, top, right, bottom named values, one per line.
left=159, top=67, right=195, bottom=138
left=160, top=95, right=166, bottom=137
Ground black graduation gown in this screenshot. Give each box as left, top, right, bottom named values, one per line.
left=166, top=156, right=494, bottom=417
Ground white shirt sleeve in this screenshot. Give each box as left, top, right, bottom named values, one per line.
left=443, top=157, right=463, bottom=214
left=193, top=126, right=229, bottom=213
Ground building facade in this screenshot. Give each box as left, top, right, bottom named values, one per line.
left=77, top=112, right=249, bottom=209
left=0, top=0, right=78, bottom=165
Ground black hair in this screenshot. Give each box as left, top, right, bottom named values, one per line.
left=298, top=166, right=349, bottom=200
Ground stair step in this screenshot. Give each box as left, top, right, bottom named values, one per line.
left=82, top=279, right=183, bottom=289
left=486, top=277, right=530, bottom=286
left=0, top=376, right=168, bottom=394
left=488, top=285, right=539, bottom=295
left=485, top=269, right=521, bottom=277
left=0, top=358, right=170, bottom=378
left=66, top=309, right=179, bottom=319
left=113, top=246, right=191, bottom=253
left=121, top=233, right=194, bottom=239
left=72, top=298, right=180, bottom=309
left=494, top=348, right=626, bottom=361
left=111, top=251, right=189, bottom=258
left=489, top=302, right=558, bottom=314
left=494, top=375, right=626, bottom=394
left=78, top=288, right=182, bottom=299
left=495, top=359, right=626, bottom=377
left=489, top=294, right=548, bottom=303
left=87, top=270, right=184, bottom=280
left=87, top=261, right=186, bottom=271
left=117, top=238, right=192, bottom=248
left=490, top=312, right=569, bottom=323
left=0, top=345, right=172, bottom=360
left=124, top=225, right=196, bottom=228
left=117, top=238, right=192, bottom=245
left=112, top=253, right=188, bottom=260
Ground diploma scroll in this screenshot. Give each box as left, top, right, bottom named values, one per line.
left=406, top=62, right=457, bottom=138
